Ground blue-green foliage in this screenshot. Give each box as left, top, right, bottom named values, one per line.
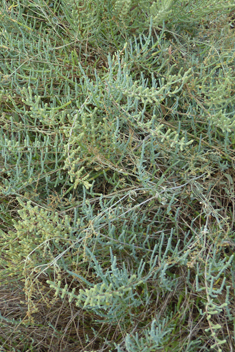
left=1, top=0, right=235, bottom=351
left=116, top=317, right=173, bottom=352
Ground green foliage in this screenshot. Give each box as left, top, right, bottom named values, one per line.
left=1, top=0, right=235, bottom=351
left=116, top=316, right=173, bottom=352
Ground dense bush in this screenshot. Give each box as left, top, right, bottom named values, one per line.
left=1, top=0, right=235, bottom=351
